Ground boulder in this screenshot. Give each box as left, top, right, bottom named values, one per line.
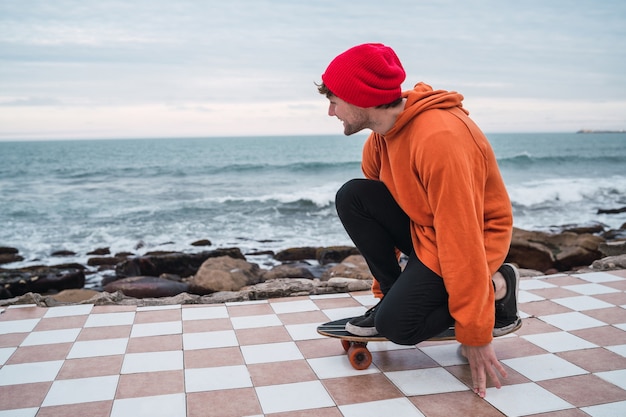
left=322, top=255, right=374, bottom=281
left=115, top=248, right=245, bottom=278
left=104, top=276, right=190, bottom=298
left=274, top=247, right=318, bottom=261
left=187, top=256, right=263, bottom=294
left=591, top=254, right=626, bottom=271
left=261, top=263, right=315, bottom=280
left=0, top=267, right=85, bottom=299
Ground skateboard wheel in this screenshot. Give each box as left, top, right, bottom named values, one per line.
left=341, top=339, right=351, bottom=352
left=347, top=344, right=372, bottom=370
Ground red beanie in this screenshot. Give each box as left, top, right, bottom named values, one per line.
left=322, top=43, right=406, bottom=108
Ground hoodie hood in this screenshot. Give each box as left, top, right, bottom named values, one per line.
left=387, top=82, right=467, bottom=136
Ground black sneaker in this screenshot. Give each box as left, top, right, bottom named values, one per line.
left=494, top=263, right=522, bottom=337
left=345, top=304, right=379, bottom=337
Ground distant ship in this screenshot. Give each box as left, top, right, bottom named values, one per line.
left=576, top=129, right=626, bottom=133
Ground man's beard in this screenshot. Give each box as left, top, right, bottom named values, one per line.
left=342, top=113, right=369, bottom=136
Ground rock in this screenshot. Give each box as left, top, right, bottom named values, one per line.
left=506, top=228, right=604, bottom=272
left=188, top=256, right=263, bottom=294
left=191, top=239, right=212, bottom=247
left=261, top=263, right=315, bottom=280
left=316, top=246, right=360, bottom=265
left=87, top=247, right=111, bottom=255
left=591, top=254, right=626, bottom=271
left=322, top=255, right=374, bottom=281
left=104, top=276, right=190, bottom=298
left=87, top=256, right=126, bottom=267
left=244, top=278, right=316, bottom=299
left=51, top=250, right=76, bottom=257
left=599, top=241, right=626, bottom=257
left=274, top=247, right=318, bottom=261
left=0, top=267, right=85, bottom=299
left=0, top=247, right=23, bottom=264
left=51, top=289, right=100, bottom=303
left=115, top=248, right=245, bottom=278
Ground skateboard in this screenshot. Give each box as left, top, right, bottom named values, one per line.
left=317, top=316, right=521, bottom=370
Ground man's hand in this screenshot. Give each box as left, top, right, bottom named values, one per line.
left=460, top=343, right=507, bottom=398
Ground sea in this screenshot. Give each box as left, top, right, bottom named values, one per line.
left=1, top=133, right=625, bottom=281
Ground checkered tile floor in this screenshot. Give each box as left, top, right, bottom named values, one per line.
left=2, top=270, right=626, bottom=417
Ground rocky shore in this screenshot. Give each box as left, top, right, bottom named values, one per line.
left=1, top=224, right=625, bottom=308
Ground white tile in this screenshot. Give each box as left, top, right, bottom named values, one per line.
left=43, top=304, right=93, bottom=318
left=0, top=360, right=63, bottom=385
left=20, top=328, right=81, bottom=346
left=285, top=322, right=324, bottom=341
left=386, top=368, right=468, bottom=396
left=136, top=304, right=180, bottom=311
left=307, top=355, right=379, bottom=379
left=607, top=344, right=626, bottom=358
left=552, top=296, right=613, bottom=311
left=0, top=318, right=40, bottom=334
left=130, top=321, right=181, bottom=337
left=309, top=293, right=350, bottom=300
left=366, top=341, right=412, bottom=352
left=182, top=305, right=228, bottom=321
left=255, top=381, right=334, bottom=414
left=230, top=314, right=281, bottom=329
left=519, top=279, right=557, bottom=290
left=539, top=311, right=606, bottom=331
left=596, top=369, right=626, bottom=390
left=502, top=353, right=587, bottom=381
left=270, top=299, right=319, bottom=314
left=0, top=347, right=16, bottom=365
left=84, top=311, right=136, bottom=327
left=581, top=400, right=626, bottom=417
left=0, top=408, right=38, bottom=417
left=420, top=343, right=466, bottom=366
left=518, top=290, right=545, bottom=303
left=339, top=397, right=425, bottom=417
left=563, top=283, right=619, bottom=295
left=182, top=330, right=238, bottom=350
left=225, top=299, right=268, bottom=306
left=185, top=365, right=252, bottom=392
left=485, top=382, right=573, bottom=416
left=575, top=272, right=623, bottom=283
left=321, top=306, right=368, bottom=321
left=121, top=350, right=183, bottom=374
left=352, top=294, right=380, bottom=306
left=111, top=393, right=186, bottom=417
left=522, top=331, right=597, bottom=352
left=68, top=337, right=129, bottom=359
left=241, top=341, right=304, bottom=364
left=42, top=375, right=118, bottom=406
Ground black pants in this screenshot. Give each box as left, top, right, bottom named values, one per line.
left=335, top=179, right=454, bottom=345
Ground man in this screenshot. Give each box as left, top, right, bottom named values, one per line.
left=317, top=43, right=521, bottom=398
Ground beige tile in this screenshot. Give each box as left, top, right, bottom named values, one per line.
left=557, top=347, right=626, bottom=373
left=266, top=408, right=343, bottom=417
left=248, top=360, right=316, bottom=386
left=583, top=306, right=626, bottom=324
left=312, top=297, right=362, bottom=310
left=0, top=381, right=51, bottom=409
left=6, top=343, right=72, bottom=364
left=116, top=370, right=184, bottom=399
left=187, top=387, right=262, bottom=417
left=133, top=309, right=181, bottom=323
left=235, top=325, right=292, bottom=345
left=182, top=318, right=232, bottom=333
left=445, top=363, right=530, bottom=389
left=77, top=325, right=131, bottom=341
left=410, top=391, right=505, bottom=417
left=572, top=325, right=626, bottom=346
left=126, top=334, right=182, bottom=353
left=0, top=306, right=46, bottom=320
left=0, top=332, right=28, bottom=347
left=529, top=287, right=581, bottom=300
left=296, top=338, right=346, bottom=359
left=538, top=374, right=626, bottom=407
left=543, top=276, right=588, bottom=286
left=594, top=291, right=626, bottom=306
left=36, top=400, right=113, bottom=417
left=277, top=310, right=329, bottom=325
left=91, top=305, right=136, bottom=313
left=323, top=374, right=403, bottom=405
left=526, top=409, right=590, bottom=417
left=493, top=336, right=548, bottom=360
left=57, top=355, right=124, bottom=379
left=226, top=303, right=274, bottom=317
left=184, top=346, right=244, bottom=369
left=372, top=347, right=438, bottom=372
left=34, top=315, right=87, bottom=331
left=513, top=317, right=561, bottom=336
left=519, top=300, right=574, bottom=317
left=603, top=278, right=626, bottom=291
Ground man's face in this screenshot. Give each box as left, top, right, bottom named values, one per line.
left=327, top=95, right=369, bottom=136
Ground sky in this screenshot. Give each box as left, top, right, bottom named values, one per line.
left=1, top=0, right=625, bottom=140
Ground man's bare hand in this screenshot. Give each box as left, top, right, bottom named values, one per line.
left=461, top=343, right=507, bottom=398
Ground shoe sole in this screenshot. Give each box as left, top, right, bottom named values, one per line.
left=345, top=321, right=379, bottom=337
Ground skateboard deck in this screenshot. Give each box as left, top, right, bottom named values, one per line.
left=317, top=316, right=521, bottom=370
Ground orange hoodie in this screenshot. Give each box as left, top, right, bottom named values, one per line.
left=361, top=82, right=513, bottom=346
